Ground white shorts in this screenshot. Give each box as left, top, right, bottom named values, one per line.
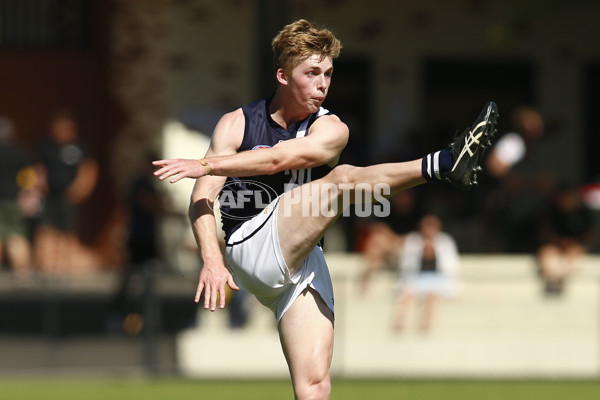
left=225, top=197, right=334, bottom=324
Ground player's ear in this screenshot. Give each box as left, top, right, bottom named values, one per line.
left=276, top=68, right=288, bottom=86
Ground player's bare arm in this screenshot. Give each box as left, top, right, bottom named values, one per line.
left=153, top=114, right=348, bottom=183
left=188, top=110, right=243, bottom=311
left=274, top=114, right=348, bottom=169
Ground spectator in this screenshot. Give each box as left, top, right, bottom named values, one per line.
left=0, top=117, right=38, bottom=277
left=358, top=189, right=425, bottom=292
left=107, top=153, right=165, bottom=334
left=392, top=215, right=460, bottom=333
left=537, top=184, right=594, bottom=296
left=486, top=106, right=544, bottom=178
left=34, top=110, right=98, bottom=274
left=484, top=105, right=552, bottom=253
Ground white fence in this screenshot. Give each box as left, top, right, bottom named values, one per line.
left=177, top=253, right=600, bottom=379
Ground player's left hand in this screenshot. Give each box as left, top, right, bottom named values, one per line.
left=152, top=158, right=210, bottom=183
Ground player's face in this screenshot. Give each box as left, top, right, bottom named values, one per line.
left=288, top=54, right=333, bottom=113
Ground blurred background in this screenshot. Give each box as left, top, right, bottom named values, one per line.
left=0, top=0, right=599, bottom=382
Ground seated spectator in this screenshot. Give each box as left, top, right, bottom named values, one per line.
left=358, top=189, right=424, bottom=292
left=392, top=215, right=459, bottom=333
left=537, top=183, right=594, bottom=296
left=34, top=110, right=98, bottom=274
left=0, top=117, right=38, bottom=277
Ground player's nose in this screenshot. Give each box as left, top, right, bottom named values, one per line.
left=317, top=74, right=328, bottom=92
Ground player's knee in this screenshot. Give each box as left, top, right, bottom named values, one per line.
left=294, top=373, right=331, bottom=400
left=327, top=163, right=358, bottom=185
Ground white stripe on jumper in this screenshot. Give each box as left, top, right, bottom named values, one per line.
left=296, top=106, right=329, bottom=138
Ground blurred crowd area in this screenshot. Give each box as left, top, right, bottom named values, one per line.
left=1, top=105, right=597, bottom=298
left=348, top=105, right=599, bottom=299
left=0, top=110, right=171, bottom=335
left=0, top=104, right=594, bottom=345
left=0, top=111, right=100, bottom=279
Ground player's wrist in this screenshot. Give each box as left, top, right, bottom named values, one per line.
left=198, top=158, right=212, bottom=175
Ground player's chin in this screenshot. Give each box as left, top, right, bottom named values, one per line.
left=307, top=101, right=322, bottom=112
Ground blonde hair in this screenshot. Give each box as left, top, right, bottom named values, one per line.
left=271, top=19, right=342, bottom=74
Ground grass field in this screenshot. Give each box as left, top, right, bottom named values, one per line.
left=1, top=379, right=600, bottom=400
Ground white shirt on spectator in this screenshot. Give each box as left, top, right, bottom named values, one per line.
left=493, top=132, right=526, bottom=167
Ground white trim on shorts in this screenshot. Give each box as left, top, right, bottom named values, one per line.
left=225, top=196, right=335, bottom=324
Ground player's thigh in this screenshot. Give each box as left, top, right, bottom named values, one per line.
left=277, top=171, right=351, bottom=273
left=278, top=287, right=334, bottom=382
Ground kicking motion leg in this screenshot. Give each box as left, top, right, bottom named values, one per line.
left=278, top=102, right=499, bottom=275
left=277, top=102, right=496, bottom=399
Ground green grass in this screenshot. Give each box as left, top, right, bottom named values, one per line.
left=0, top=379, right=599, bottom=399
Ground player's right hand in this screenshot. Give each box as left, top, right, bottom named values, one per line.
left=153, top=158, right=211, bottom=183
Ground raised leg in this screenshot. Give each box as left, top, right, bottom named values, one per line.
left=278, top=160, right=424, bottom=274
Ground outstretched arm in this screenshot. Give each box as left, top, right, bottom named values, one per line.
left=153, top=113, right=349, bottom=183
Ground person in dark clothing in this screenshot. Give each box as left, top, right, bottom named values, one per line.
left=34, top=110, right=98, bottom=274
left=107, top=155, right=164, bottom=334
